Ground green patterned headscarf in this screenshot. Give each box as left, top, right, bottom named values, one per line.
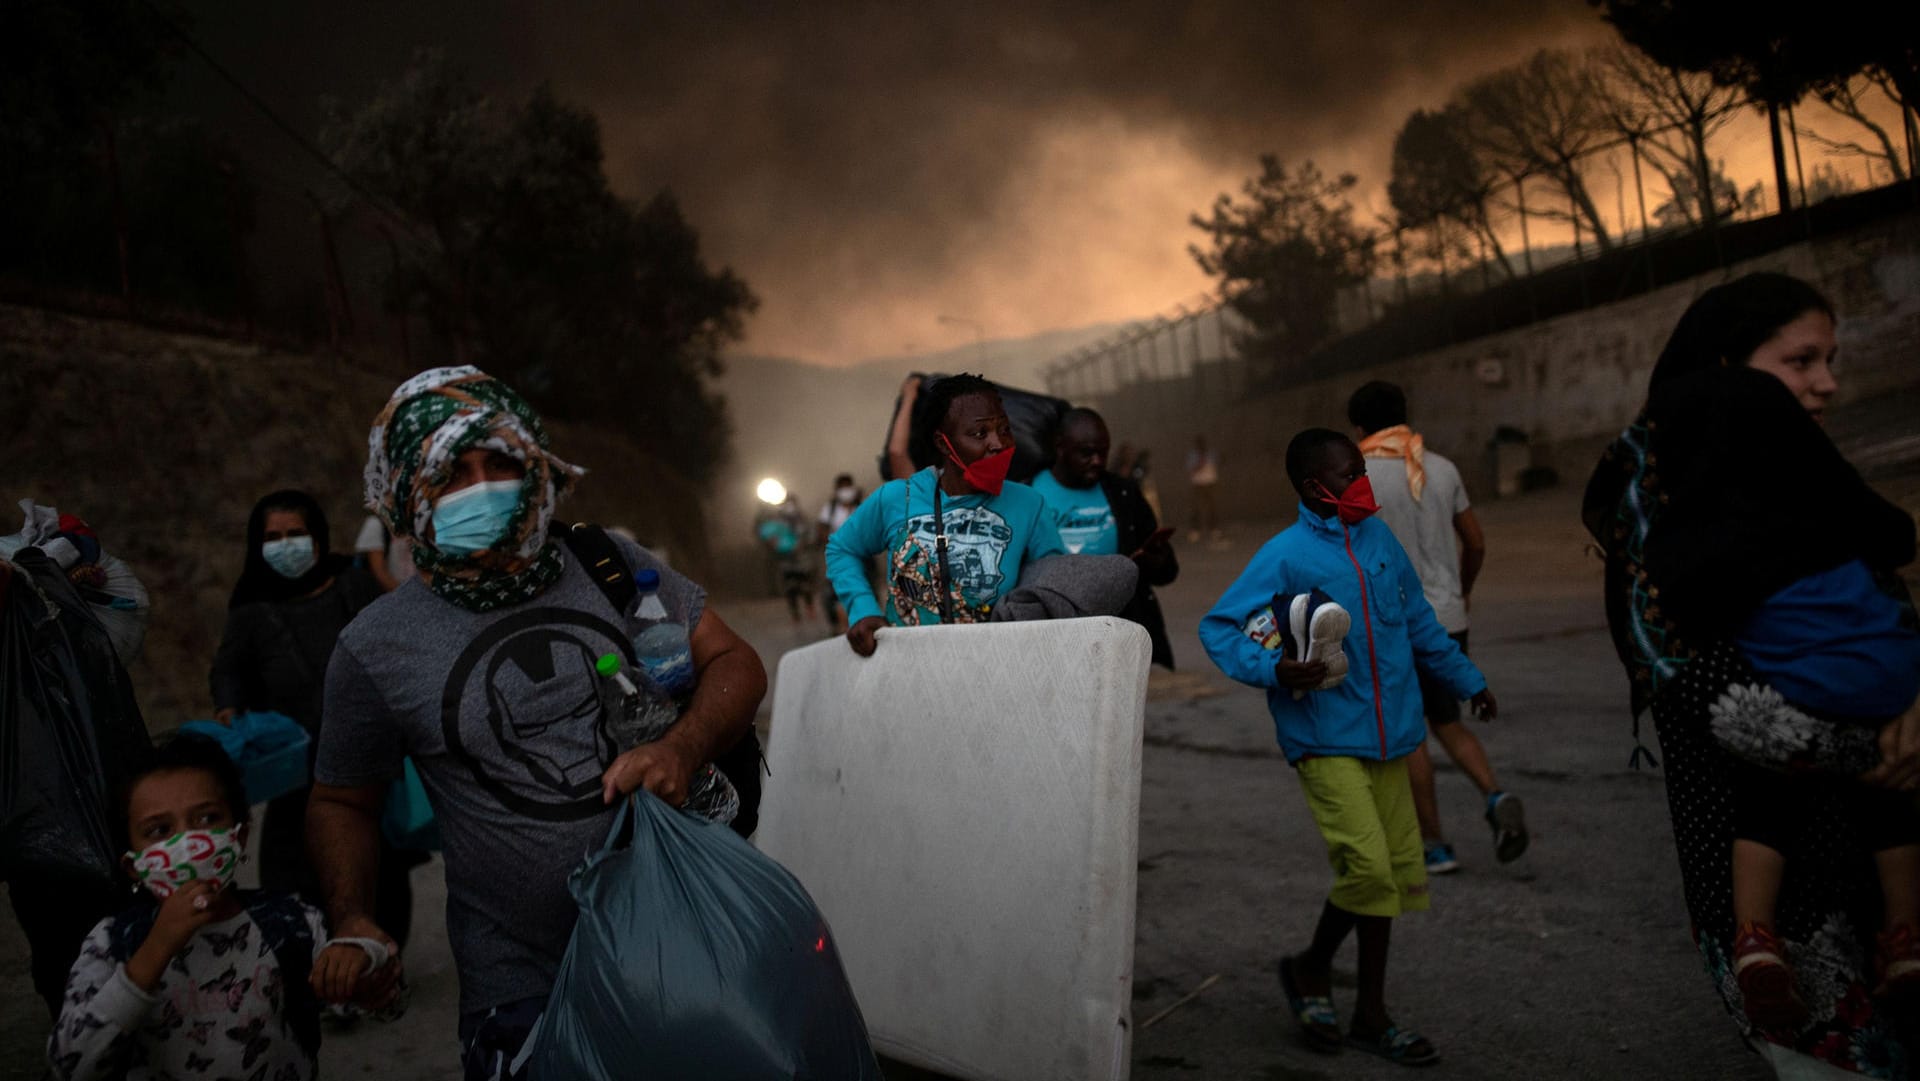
left=365, top=366, right=585, bottom=611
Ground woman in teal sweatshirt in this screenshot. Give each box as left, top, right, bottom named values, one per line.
left=825, top=375, right=1065, bottom=656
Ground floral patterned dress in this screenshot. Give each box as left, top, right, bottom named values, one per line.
left=1588, top=419, right=1915, bottom=1078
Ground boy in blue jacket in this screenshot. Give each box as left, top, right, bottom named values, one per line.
left=1200, top=429, right=1497, bottom=1066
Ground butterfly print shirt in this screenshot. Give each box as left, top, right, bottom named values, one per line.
left=49, top=905, right=325, bottom=1081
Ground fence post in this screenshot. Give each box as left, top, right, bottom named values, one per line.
left=1571, top=187, right=1591, bottom=309
left=220, top=159, right=254, bottom=338
left=100, top=116, right=132, bottom=305
left=1787, top=102, right=1813, bottom=240
left=379, top=224, right=411, bottom=364
left=1628, top=135, right=1654, bottom=292
left=1512, top=175, right=1539, bottom=321
left=308, top=189, right=355, bottom=351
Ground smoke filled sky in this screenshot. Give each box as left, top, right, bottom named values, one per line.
left=184, top=1, right=1616, bottom=363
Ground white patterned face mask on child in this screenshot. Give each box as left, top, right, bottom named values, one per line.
left=126, top=827, right=243, bottom=900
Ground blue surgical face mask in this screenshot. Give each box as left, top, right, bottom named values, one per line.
left=431, top=479, right=523, bottom=556
left=261, top=535, right=316, bottom=579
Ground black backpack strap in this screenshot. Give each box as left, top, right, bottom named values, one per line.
left=106, top=899, right=160, bottom=964
left=247, top=892, right=321, bottom=1059
left=559, top=522, right=767, bottom=837
left=559, top=523, right=637, bottom=613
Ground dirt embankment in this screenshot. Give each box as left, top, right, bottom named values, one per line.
left=1, top=303, right=712, bottom=730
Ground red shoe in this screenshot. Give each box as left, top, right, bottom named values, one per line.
left=1877, top=924, right=1920, bottom=997
left=1733, top=921, right=1808, bottom=1031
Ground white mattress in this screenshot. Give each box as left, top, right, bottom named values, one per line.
left=756, top=617, right=1150, bottom=1081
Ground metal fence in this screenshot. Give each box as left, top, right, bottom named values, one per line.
left=1046, top=85, right=1920, bottom=403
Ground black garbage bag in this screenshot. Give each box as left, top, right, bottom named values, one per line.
left=878, top=372, right=1071, bottom=484
left=0, top=549, right=152, bottom=886
left=528, top=792, right=881, bottom=1081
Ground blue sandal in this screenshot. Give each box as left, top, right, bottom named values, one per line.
left=1276, top=956, right=1342, bottom=1053
left=1346, top=1023, right=1439, bottom=1067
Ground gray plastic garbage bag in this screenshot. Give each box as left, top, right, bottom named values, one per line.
left=528, top=792, right=881, bottom=1081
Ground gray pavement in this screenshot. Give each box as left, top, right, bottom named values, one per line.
left=0, top=480, right=1840, bottom=1080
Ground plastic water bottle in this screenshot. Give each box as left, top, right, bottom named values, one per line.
left=597, top=652, right=679, bottom=751
left=595, top=652, right=639, bottom=698
left=630, top=570, right=694, bottom=696
left=596, top=653, right=646, bottom=749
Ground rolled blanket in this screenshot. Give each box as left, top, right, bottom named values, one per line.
left=988, top=554, right=1139, bottom=623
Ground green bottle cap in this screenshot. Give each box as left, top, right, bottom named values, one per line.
left=595, top=653, right=621, bottom=677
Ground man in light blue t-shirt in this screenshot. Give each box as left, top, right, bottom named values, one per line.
left=1029, top=460, right=1118, bottom=556
left=1029, top=408, right=1180, bottom=667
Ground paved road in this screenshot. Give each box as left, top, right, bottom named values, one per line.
left=17, top=467, right=1919, bottom=1079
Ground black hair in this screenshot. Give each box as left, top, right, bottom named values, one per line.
left=1649, top=272, right=1835, bottom=391
left=909, top=373, right=1002, bottom=467
left=1285, top=428, right=1352, bottom=496
left=117, top=733, right=251, bottom=852
left=1347, top=381, right=1408, bottom=434
left=833, top=473, right=854, bottom=487
left=1058, top=406, right=1106, bottom=435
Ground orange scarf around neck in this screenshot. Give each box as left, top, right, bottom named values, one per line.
left=1358, top=424, right=1426, bottom=502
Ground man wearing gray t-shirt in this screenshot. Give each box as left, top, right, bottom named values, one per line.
left=306, top=368, right=767, bottom=1081
left=1350, top=381, right=1527, bottom=875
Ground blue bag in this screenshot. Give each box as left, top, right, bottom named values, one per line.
left=179, top=712, right=309, bottom=804
left=758, top=518, right=799, bottom=555
left=381, top=759, right=441, bottom=852
left=528, top=792, right=881, bottom=1080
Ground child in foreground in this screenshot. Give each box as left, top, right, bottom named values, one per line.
left=1200, top=429, right=1495, bottom=1067
left=1725, top=562, right=1920, bottom=1029
left=48, top=735, right=400, bottom=1081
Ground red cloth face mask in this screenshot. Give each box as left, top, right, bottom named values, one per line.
left=939, top=435, right=1015, bottom=496
left=1317, top=475, right=1379, bottom=525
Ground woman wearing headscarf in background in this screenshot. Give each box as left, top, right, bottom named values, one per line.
left=1584, top=272, right=1920, bottom=1078
left=209, top=489, right=416, bottom=945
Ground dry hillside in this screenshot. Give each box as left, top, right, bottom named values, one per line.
left=1, top=303, right=712, bottom=730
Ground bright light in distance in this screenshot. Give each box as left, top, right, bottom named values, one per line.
left=756, top=478, right=788, bottom=505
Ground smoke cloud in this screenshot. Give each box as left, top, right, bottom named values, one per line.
left=183, top=1, right=1612, bottom=361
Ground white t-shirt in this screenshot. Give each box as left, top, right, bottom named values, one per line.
left=352, top=515, right=385, bottom=555
left=819, top=500, right=856, bottom=536
left=353, top=515, right=416, bottom=584
left=1365, top=450, right=1471, bottom=633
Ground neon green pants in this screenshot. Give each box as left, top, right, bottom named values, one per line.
left=1296, top=756, right=1429, bottom=918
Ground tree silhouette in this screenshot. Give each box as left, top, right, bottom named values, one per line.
left=1388, top=107, right=1514, bottom=278
left=1452, top=50, right=1615, bottom=250
left=1805, top=72, right=1909, bottom=182
left=323, top=54, right=756, bottom=485
left=1593, top=0, right=1867, bottom=213
left=1189, top=157, right=1376, bottom=372
left=1592, top=44, right=1742, bottom=227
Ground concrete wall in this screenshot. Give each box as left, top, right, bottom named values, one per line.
left=1097, top=211, right=1920, bottom=527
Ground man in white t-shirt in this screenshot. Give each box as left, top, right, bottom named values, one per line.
left=1350, top=381, right=1527, bottom=874
left=353, top=514, right=416, bottom=591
